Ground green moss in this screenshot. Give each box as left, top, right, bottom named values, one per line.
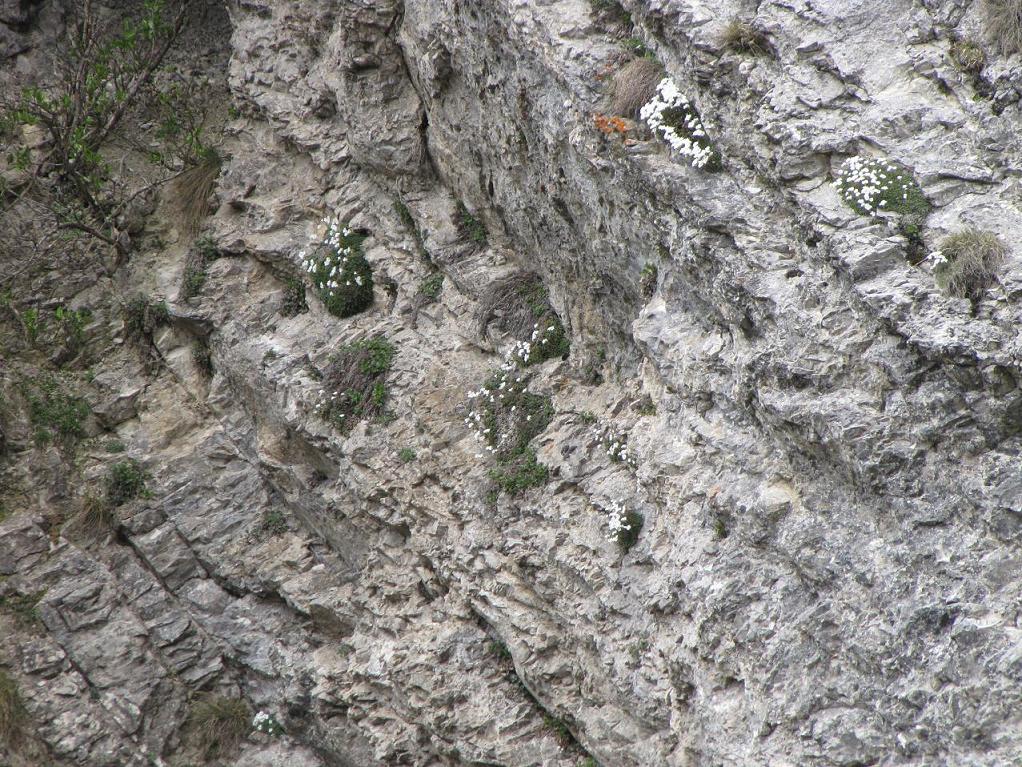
left=640, top=263, right=658, bottom=299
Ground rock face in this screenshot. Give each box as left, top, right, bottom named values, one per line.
left=3, top=0, right=1022, bottom=766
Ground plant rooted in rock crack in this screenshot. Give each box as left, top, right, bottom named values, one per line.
left=300, top=216, right=374, bottom=318
left=318, top=336, right=396, bottom=433
left=931, top=227, right=1007, bottom=298
left=478, top=274, right=570, bottom=366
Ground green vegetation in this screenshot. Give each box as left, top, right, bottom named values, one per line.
left=261, top=509, right=287, bottom=535
left=589, top=0, right=631, bottom=24
left=105, top=439, right=126, bottom=453
left=579, top=410, right=598, bottom=425
left=0, top=591, right=44, bottom=630
left=722, top=18, right=771, bottom=55
left=0, top=670, right=26, bottom=749
left=54, top=306, right=91, bottom=351
left=933, top=228, right=1007, bottom=298
left=21, top=308, right=40, bottom=344
left=305, top=226, right=374, bottom=319
left=394, top=199, right=431, bottom=262
left=637, top=396, right=657, bottom=416
left=489, top=640, right=512, bottom=662
left=125, top=295, right=170, bottom=341
left=77, top=492, right=115, bottom=539
left=188, top=695, right=250, bottom=761
left=192, top=340, right=213, bottom=377
left=616, top=510, right=644, bottom=552
left=950, top=39, right=986, bottom=73
left=19, top=374, right=90, bottom=445
left=834, top=157, right=929, bottom=217
left=319, top=337, right=396, bottom=433
left=640, top=263, right=658, bottom=299
left=281, top=277, right=308, bottom=317
left=456, top=201, right=488, bottom=247
left=481, top=275, right=570, bottom=365
left=398, top=447, right=416, bottom=463
left=106, top=459, right=147, bottom=506
left=622, top=37, right=655, bottom=59
left=418, top=272, right=445, bottom=303
left=490, top=447, right=549, bottom=494
left=181, top=266, right=206, bottom=299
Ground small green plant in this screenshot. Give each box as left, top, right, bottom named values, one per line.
left=609, top=57, right=664, bottom=118
left=456, top=201, right=488, bottom=247
left=543, top=713, right=574, bottom=746
left=252, top=710, right=285, bottom=737
left=22, top=308, right=40, bottom=344
left=713, top=517, right=728, bottom=539
left=181, top=266, right=207, bottom=299
left=833, top=157, right=929, bottom=217
left=318, top=336, right=396, bottom=432
left=900, top=219, right=927, bottom=265
left=54, top=306, right=91, bottom=351
left=622, top=37, right=655, bottom=59
left=0, top=591, right=44, bottom=630
left=490, top=447, right=549, bottom=493
left=950, top=39, right=986, bottom=73
left=261, top=509, right=287, bottom=535
left=640, top=263, right=658, bottom=299
left=482, top=276, right=570, bottom=366
left=579, top=410, right=598, bottom=425
left=932, top=228, right=1007, bottom=298
left=125, top=296, right=170, bottom=340
left=721, top=19, right=771, bottom=55
left=19, top=375, right=90, bottom=445
left=188, top=695, right=250, bottom=760
left=615, top=509, right=643, bottom=551
left=105, top=439, right=126, bottom=453
left=398, top=447, right=416, bottom=463
left=0, top=670, right=27, bottom=748
left=300, top=216, right=374, bottom=318
left=589, top=0, right=631, bottom=24
left=394, top=199, right=431, bottom=261
left=192, top=341, right=213, bottom=377
left=637, top=396, right=657, bottom=416
left=106, top=459, right=147, bottom=506
left=281, top=278, right=308, bottom=317
left=489, top=641, right=512, bottom=662
left=418, top=272, right=444, bottom=303
left=982, top=0, right=1022, bottom=55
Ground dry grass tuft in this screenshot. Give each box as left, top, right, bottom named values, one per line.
left=721, top=19, right=771, bottom=55
left=188, top=695, right=249, bottom=760
left=71, top=493, right=115, bottom=540
left=982, top=0, right=1022, bottom=55
left=935, top=228, right=1007, bottom=298
left=172, top=152, right=221, bottom=235
left=609, top=57, right=664, bottom=118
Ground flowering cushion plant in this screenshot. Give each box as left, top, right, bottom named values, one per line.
left=299, top=216, right=374, bottom=318
left=640, top=78, right=721, bottom=170
left=833, top=157, right=929, bottom=217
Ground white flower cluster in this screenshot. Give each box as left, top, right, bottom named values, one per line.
left=833, top=157, right=917, bottom=216
left=465, top=365, right=529, bottom=458
left=296, top=215, right=372, bottom=316
left=253, top=710, right=284, bottom=737
left=639, top=78, right=717, bottom=169
left=509, top=322, right=560, bottom=366
left=603, top=500, right=635, bottom=542
left=604, top=428, right=634, bottom=465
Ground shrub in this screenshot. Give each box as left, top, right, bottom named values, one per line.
left=281, top=277, right=308, bottom=317
left=188, top=695, right=250, bottom=760
left=318, top=336, right=396, bottom=433
left=722, top=19, right=770, bottom=55
left=833, top=157, right=929, bottom=217
left=19, top=374, right=90, bottom=445
left=0, top=670, right=26, bottom=748
left=456, top=201, right=488, bottom=247
left=418, top=272, right=444, bottom=303
left=478, top=274, right=570, bottom=365
left=640, top=78, right=721, bottom=170
left=932, top=228, right=1007, bottom=298
left=609, top=58, right=664, bottom=118
left=106, top=459, right=147, bottom=506
left=299, top=216, right=374, bottom=318
left=124, top=295, right=170, bottom=340
left=640, top=263, right=658, bottom=299
left=982, top=0, right=1022, bottom=55
left=950, top=39, right=986, bottom=73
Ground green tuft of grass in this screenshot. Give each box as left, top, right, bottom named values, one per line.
left=398, top=447, right=416, bottom=463
left=19, top=374, right=90, bottom=446
left=456, top=201, right=488, bottom=247
left=76, top=492, right=115, bottom=539
left=106, top=459, right=147, bottom=506
left=261, top=509, right=287, bottom=535
left=418, top=271, right=444, bottom=303
left=188, top=695, right=250, bottom=760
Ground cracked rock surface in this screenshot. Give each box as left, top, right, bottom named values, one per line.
left=3, top=1, right=1022, bottom=766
